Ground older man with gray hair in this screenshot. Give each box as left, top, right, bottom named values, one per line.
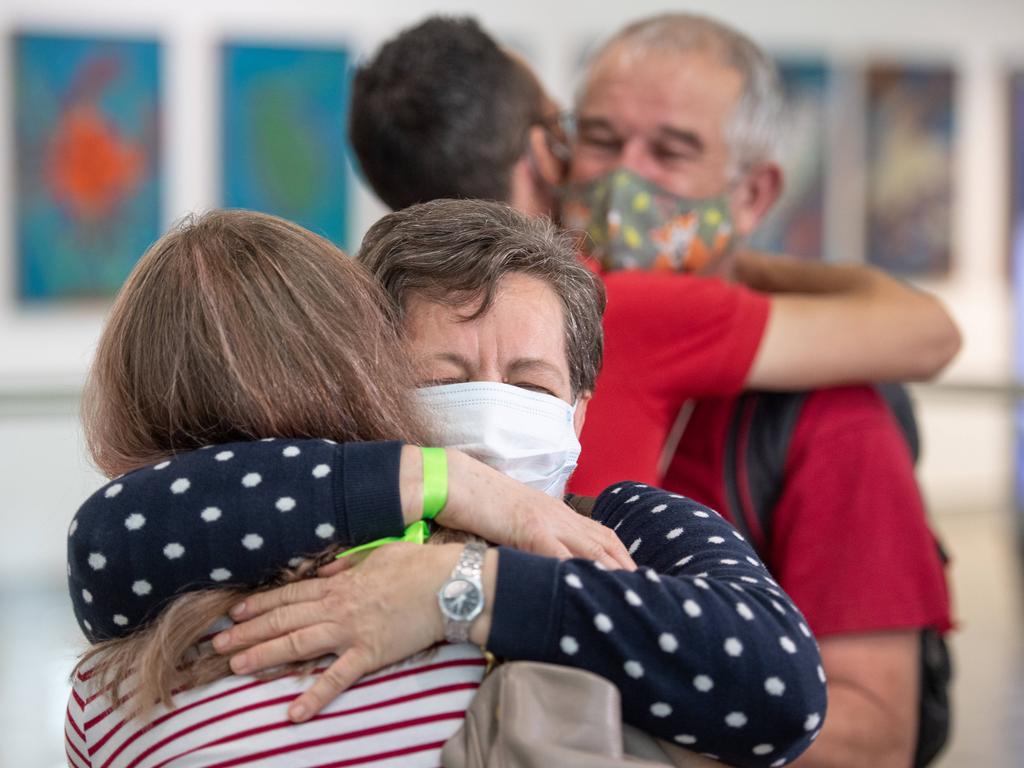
left=564, top=13, right=953, bottom=768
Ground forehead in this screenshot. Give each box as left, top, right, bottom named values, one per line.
left=580, top=45, right=743, bottom=135
left=403, top=273, right=568, bottom=363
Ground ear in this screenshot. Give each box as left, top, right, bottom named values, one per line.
left=572, top=391, right=591, bottom=438
left=527, top=124, right=567, bottom=187
left=729, top=163, right=783, bottom=237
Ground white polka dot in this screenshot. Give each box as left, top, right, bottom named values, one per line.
left=282, top=446, right=301, bottom=457
left=746, top=556, right=761, bottom=567
left=613, top=519, right=625, bottom=532
left=628, top=538, right=642, bottom=555
left=625, top=494, right=639, bottom=503
left=215, top=451, right=234, bottom=462
left=276, top=497, right=296, bottom=512
left=624, top=660, right=644, bottom=678
left=650, top=702, right=672, bottom=718
left=753, top=744, right=774, bottom=756
left=700, top=754, right=719, bottom=762
left=666, top=528, right=684, bottom=540
left=772, top=600, right=787, bottom=615
left=767, top=587, right=783, bottom=597
left=132, top=580, right=152, bottom=596
left=780, top=636, right=797, bottom=654
left=87, top=552, right=106, bottom=571
left=683, top=599, right=702, bottom=617
left=610, top=486, right=622, bottom=494
left=674, top=735, right=697, bottom=745
left=163, top=542, right=185, bottom=559
left=288, top=557, right=304, bottom=568
left=800, top=622, right=812, bottom=638
left=805, top=713, right=821, bottom=731
left=170, top=478, right=191, bottom=494
left=724, top=637, right=743, bottom=657
left=210, top=568, right=232, bottom=582
left=201, top=507, right=222, bottom=522
left=594, top=613, right=613, bottom=632
left=771, top=760, right=788, bottom=768
left=242, top=534, right=264, bottom=551
left=124, top=513, right=146, bottom=531
left=104, top=483, right=123, bottom=498
left=312, top=464, right=331, bottom=478
left=725, top=711, right=747, bottom=728
left=736, top=602, right=754, bottom=620
left=659, top=633, right=678, bottom=653
left=693, top=577, right=709, bottom=590
left=81, top=589, right=93, bottom=604
left=707, top=536, right=725, bottom=544
left=154, top=460, right=171, bottom=470
left=241, top=473, right=262, bottom=488
left=625, top=589, right=643, bottom=606
left=729, top=583, right=745, bottom=592
left=260, top=437, right=276, bottom=442
left=692, top=510, right=709, bottom=518
left=693, top=675, right=714, bottom=692
left=645, top=569, right=661, bottom=583
left=593, top=561, right=608, bottom=571
left=560, top=636, right=579, bottom=655
left=651, top=504, right=667, bottom=513
left=84, top=620, right=92, bottom=632
left=113, top=614, right=128, bottom=627
left=675, top=555, right=693, bottom=567
left=733, top=530, right=745, bottom=540
left=321, top=438, right=336, bottom=445
left=565, top=573, right=583, bottom=589
left=818, top=665, right=827, bottom=684
left=633, top=484, right=647, bottom=488
left=765, top=677, right=786, bottom=696
left=68, top=519, right=78, bottom=537
left=720, top=558, right=739, bottom=565
left=741, top=576, right=759, bottom=584
left=315, top=523, right=336, bottom=539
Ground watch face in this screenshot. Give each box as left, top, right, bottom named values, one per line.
left=439, top=578, right=483, bottom=621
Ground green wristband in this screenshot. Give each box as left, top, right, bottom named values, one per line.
left=421, top=446, right=448, bottom=520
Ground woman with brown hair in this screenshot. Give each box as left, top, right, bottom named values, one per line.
left=65, top=209, right=631, bottom=767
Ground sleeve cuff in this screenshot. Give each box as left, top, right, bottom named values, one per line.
left=486, top=547, right=562, bottom=661
left=334, top=441, right=406, bottom=544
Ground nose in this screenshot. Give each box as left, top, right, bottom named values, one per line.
left=619, top=136, right=661, bottom=181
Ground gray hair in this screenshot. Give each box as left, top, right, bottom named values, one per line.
left=580, top=13, right=783, bottom=175
left=357, top=199, right=606, bottom=397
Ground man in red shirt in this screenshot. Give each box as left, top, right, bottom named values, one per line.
left=350, top=18, right=955, bottom=765
left=569, top=14, right=951, bottom=766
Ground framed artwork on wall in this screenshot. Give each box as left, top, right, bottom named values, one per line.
left=864, top=64, right=955, bottom=278
left=748, top=58, right=830, bottom=261
left=14, top=33, right=162, bottom=303
left=221, top=43, right=351, bottom=249
left=1009, top=72, right=1024, bottom=531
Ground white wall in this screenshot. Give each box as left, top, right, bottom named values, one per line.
left=0, top=0, right=1022, bottom=583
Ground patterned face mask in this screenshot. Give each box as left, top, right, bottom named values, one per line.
left=560, top=168, right=736, bottom=273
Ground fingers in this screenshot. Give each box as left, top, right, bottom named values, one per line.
left=229, top=622, right=344, bottom=675
left=215, top=600, right=326, bottom=653
left=229, top=577, right=328, bottom=622
left=288, top=649, right=370, bottom=722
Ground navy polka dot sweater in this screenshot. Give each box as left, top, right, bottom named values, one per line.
left=68, top=439, right=825, bottom=767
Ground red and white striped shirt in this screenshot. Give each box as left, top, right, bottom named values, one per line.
left=65, top=642, right=485, bottom=768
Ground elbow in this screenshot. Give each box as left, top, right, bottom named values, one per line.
left=909, top=300, right=962, bottom=380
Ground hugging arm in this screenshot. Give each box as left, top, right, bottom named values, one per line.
left=218, top=483, right=826, bottom=768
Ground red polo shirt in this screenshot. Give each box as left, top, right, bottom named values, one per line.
left=569, top=269, right=770, bottom=494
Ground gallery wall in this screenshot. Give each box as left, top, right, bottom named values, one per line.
left=1, top=0, right=1023, bottom=583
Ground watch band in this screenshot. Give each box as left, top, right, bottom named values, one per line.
left=439, top=540, right=487, bottom=644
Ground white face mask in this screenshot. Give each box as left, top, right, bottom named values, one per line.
left=416, top=381, right=582, bottom=498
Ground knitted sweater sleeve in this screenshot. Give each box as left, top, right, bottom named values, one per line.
left=487, top=482, right=827, bottom=768
left=67, top=439, right=404, bottom=642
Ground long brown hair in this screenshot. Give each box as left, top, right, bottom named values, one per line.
left=77, top=210, right=434, bottom=713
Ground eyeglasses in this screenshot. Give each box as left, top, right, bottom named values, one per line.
left=535, top=111, right=574, bottom=163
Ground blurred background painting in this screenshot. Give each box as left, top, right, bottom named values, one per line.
left=865, top=65, right=955, bottom=278
left=14, top=33, right=161, bottom=302
left=1011, top=71, right=1024, bottom=540
left=748, top=59, right=829, bottom=262
left=222, top=43, right=351, bottom=248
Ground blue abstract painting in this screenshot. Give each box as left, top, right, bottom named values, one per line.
left=15, top=33, right=161, bottom=302
left=222, top=44, right=351, bottom=248
left=749, top=59, right=830, bottom=261
left=865, top=65, right=955, bottom=277
left=1010, top=73, right=1024, bottom=530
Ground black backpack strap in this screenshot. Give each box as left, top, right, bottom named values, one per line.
left=723, top=391, right=808, bottom=564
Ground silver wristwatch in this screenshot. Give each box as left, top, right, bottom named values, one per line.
left=437, top=540, right=487, bottom=643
